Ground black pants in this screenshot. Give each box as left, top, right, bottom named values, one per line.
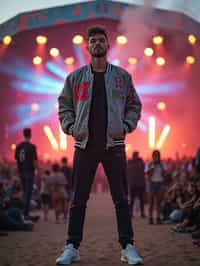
left=67, top=146, right=134, bottom=248
left=20, top=172, right=34, bottom=217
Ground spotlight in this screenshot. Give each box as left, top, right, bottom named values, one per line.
left=152, top=35, right=163, bottom=45
left=43, top=125, right=59, bottom=150
left=186, top=56, right=195, bottom=64
left=116, top=35, right=128, bottom=45
left=128, top=57, right=137, bottom=65
left=33, top=56, right=42, bottom=65
left=157, top=102, right=166, bottom=111
left=11, top=144, right=16, bottom=150
left=36, top=35, right=47, bottom=45
left=188, top=34, right=196, bottom=45
left=49, top=48, right=60, bottom=57
left=65, top=57, right=75, bottom=65
left=156, top=125, right=171, bottom=149
left=156, top=57, right=166, bottom=66
left=144, top=47, right=154, bottom=57
left=31, top=103, right=40, bottom=111
left=72, top=35, right=84, bottom=44
left=3, top=35, right=12, bottom=45
left=148, top=116, right=156, bottom=149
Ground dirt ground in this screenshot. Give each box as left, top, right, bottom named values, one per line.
left=0, top=193, right=200, bottom=266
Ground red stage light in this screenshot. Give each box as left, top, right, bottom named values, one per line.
left=157, top=101, right=166, bottom=111
left=11, top=144, right=16, bottom=150
left=116, top=35, right=127, bottom=45
left=3, top=35, right=12, bottom=45
left=72, top=35, right=84, bottom=44
left=152, top=35, right=163, bottom=45
left=128, top=57, right=137, bottom=65
left=65, top=57, right=75, bottom=65
left=49, top=48, right=60, bottom=57
left=144, top=47, right=154, bottom=57
left=188, top=34, right=196, bottom=45
left=36, top=35, right=47, bottom=45
left=156, top=57, right=166, bottom=66
left=33, top=56, right=42, bottom=65
left=186, top=56, right=195, bottom=64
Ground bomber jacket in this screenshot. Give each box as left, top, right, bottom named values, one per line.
left=58, top=63, right=142, bottom=149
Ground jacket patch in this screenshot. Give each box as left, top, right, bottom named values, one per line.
left=114, top=76, right=123, bottom=89
left=73, top=82, right=89, bottom=100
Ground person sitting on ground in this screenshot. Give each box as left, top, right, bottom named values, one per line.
left=0, top=181, right=33, bottom=231
left=172, top=180, right=200, bottom=233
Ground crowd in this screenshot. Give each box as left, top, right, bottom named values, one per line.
left=0, top=147, right=200, bottom=247
left=127, top=147, right=200, bottom=248
left=0, top=156, right=72, bottom=232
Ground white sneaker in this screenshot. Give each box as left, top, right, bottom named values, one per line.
left=56, top=244, right=80, bottom=265
left=121, top=244, right=143, bottom=265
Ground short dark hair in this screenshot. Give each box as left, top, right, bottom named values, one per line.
left=132, top=151, right=139, bottom=159
left=61, top=157, right=67, bottom=164
left=52, top=163, right=60, bottom=172
left=23, top=128, right=31, bottom=138
left=87, top=25, right=108, bottom=40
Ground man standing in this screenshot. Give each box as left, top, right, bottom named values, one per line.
left=56, top=26, right=143, bottom=265
left=15, top=128, right=38, bottom=220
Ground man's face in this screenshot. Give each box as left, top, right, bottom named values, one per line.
left=87, top=33, right=109, bottom=58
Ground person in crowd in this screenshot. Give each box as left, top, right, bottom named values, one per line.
left=172, top=179, right=200, bottom=233
left=145, top=150, right=167, bottom=224
left=40, top=170, right=51, bottom=221
left=9, top=177, right=24, bottom=210
left=15, top=128, right=38, bottom=220
left=49, top=163, right=68, bottom=223
left=127, top=151, right=146, bottom=218
left=60, top=157, right=72, bottom=200
left=0, top=180, right=33, bottom=231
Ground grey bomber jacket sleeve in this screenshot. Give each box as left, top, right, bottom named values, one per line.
left=123, top=74, right=142, bottom=133
left=58, top=74, right=75, bottom=135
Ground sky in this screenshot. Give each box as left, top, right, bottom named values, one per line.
left=0, top=0, right=200, bottom=25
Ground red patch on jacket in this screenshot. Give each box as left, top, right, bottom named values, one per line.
left=73, top=82, right=89, bottom=100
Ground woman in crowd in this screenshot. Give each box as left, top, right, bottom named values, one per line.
left=145, top=150, right=167, bottom=224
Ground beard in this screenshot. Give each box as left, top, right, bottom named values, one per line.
left=91, top=47, right=107, bottom=58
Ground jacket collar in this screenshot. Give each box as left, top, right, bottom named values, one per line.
left=87, top=63, right=112, bottom=74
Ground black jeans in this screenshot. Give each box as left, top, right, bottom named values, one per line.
left=67, top=146, right=134, bottom=249
left=20, top=172, right=34, bottom=217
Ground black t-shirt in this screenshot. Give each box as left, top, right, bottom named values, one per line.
left=15, top=141, right=37, bottom=173
left=87, top=71, right=108, bottom=150
left=127, top=158, right=145, bottom=188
